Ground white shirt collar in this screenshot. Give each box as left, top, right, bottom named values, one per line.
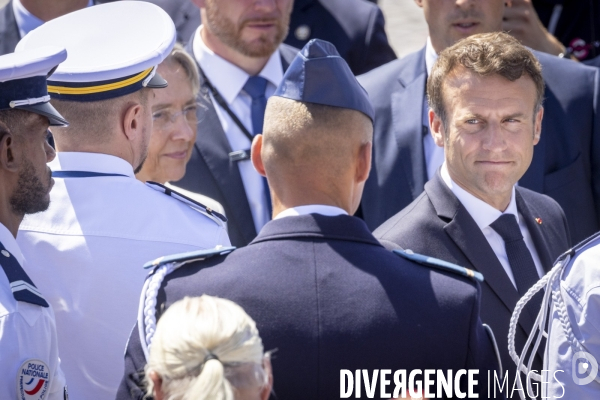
left=50, top=152, right=135, bottom=178
left=274, top=205, right=348, bottom=220
left=192, top=26, right=284, bottom=105
left=13, top=0, right=94, bottom=38
left=0, top=223, right=24, bottom=267
left=425, top=37, right=438, bottom=77
left=440, top=162, right=519, bottom=230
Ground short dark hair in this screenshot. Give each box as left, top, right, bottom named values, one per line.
left=427, top=32, right=545, bottom=127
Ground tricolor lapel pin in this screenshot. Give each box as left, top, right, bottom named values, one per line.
left=535, top=217, right=543, bottom=225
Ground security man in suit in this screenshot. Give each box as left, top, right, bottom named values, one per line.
left=117, top=39, right=500, bottom=400
left=358, top=0, right=600, bottom=244
left=0, top=46, right=69, bottom=399
left=0, top=0, right=95, bottom=56
left=375, top=32, right=571, bottom=389
left=168, top=0, right=297, bottom=247
left=15, top=3, right=230, bottom=399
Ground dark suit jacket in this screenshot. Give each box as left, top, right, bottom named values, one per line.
left=173, top=37, right=297, bottom=247
left=358, top=47, right=600, bottom=244
left=117, top=214, right=499, bottom=399
left=374, top=173, right=571, bottom=380
left=285, top=0, right=396, bottom=75
left=0, top=1, right=20, bottom=56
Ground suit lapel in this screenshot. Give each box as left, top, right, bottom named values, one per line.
left=390, top=49, right=428, bottom=199
left=0, top=1, right=20, bottom=55
left=426, top=174, right=536, bottom=332
left=515, top=189, right=553, bottom=272
left=186, top=38, right=258, bottom=244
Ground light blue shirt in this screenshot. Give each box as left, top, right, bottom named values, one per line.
left=13, top=0, right=93, bottom=38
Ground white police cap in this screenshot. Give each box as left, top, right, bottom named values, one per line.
left=0, top=46, right=68, bottom=126
left=16, top=2, right=176, bottom=102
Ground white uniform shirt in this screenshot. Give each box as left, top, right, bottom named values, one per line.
left=0, top=223, right=66, bottom=400
left=441, top=163, right=544, bottom=288
left=274, top=205, right=348, bottom=219
left=192, top=26, right=284, bottom=233
left=17, top=152, right=230, bottom=400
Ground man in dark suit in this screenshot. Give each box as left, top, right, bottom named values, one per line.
left=141, top=0, right=395, bottom=75
left=117, top=39, right=499, bottom=400
left=0, top=0, right=93, bottom=56
left=375, top=32, right=571, bottom=388
left=358, top=0, right=600, bottom=244
left=171, top=0, right=297, bottom=247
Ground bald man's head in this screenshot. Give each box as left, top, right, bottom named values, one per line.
left=260, top=96, right=372, bottom=206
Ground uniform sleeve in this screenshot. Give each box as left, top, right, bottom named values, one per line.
left=0, top=307, right=66, bottom=400
left=464, top=284, right=502, bottom=397
left=357, top=7, right=397, bottom=75
left=116, top=322, right=151, bottom=400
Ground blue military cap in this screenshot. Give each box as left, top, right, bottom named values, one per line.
left=273, top=39, right=374, bottom=121
left=0, top=46, right=68, bottom=126
left=16, top=2, right=176, bottom=102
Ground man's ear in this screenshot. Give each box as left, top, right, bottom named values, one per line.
left=533, top=106, right=544, bottom=145
left=429, top=109, right=445, bottom=148
left=0, top=132, right=20, bottom=173
left=356, top=141, right=372, bottom=184
left=260, top=357, right=273, bottom=400
left=251, top=134, right=266, bottom=177
left=122, top=102, right=144, bottom=143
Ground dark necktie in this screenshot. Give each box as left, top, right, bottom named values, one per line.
left=490, top=213, right=542, bottom=318
left=243, top=76, right=272, bottom=218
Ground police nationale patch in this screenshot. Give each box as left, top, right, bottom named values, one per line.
left=17, top=359, right=50, bottom=400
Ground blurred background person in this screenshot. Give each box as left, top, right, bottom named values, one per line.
left=0, top=0, right=94, bottom=56
left=142, top=0, right=396, bottom=75
left=145, top=295, right=272, bottom=400
left=136, top=43, right=225, bottom=216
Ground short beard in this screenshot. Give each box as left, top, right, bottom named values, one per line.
left=205, top=0, right=290, bottom=58
left=10, top=159, right=51, bottom=216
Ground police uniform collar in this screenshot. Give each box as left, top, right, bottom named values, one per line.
left=274, top=204, right=348, bottom=219
left=0, top=223, right=24, bottom=267
left=50, top=152, right=135, bottom=178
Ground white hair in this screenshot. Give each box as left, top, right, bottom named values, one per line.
left=144, top=295, right=269, bottom=400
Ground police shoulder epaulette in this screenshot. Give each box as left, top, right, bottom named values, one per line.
left=145, top=181, right=227, bottom=227
left=138, top=245, right=235, bottom=361
left=393, top=249, right=484, bottom=283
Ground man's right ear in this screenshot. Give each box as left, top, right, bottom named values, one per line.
left=429, top=109, right=445, bottom=148
left=251, top=134, right=266, bottom=178
left=0, top=131, right=19, bottom=173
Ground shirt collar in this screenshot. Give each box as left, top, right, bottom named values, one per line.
left=440, top=162, right=519, bottom=230
left=50, top=152, right=135, bottom=178
left=274, top=205, right=349, bottom=220
left=192, top=26, right=284, bottom=105
left=425, top=37, right=438, bottom=77
left=0, top=223, right=24, bottom=267
left=13, top=0, right=94, bottom=38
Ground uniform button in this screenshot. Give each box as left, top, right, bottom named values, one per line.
left=295, top=25, right=311, bottom=41
left=1, top=250, right=10, bottom=257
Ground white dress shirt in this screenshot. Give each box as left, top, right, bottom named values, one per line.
left=193, top=26, right=283, bottom=234
left=274, top=204, right=348, bottom=219
left=17, top=152, right=230, bottom=400
left=0, top=223, right=66, bottom=400
left=13, top=0, right=94, bottom=38
left=440, top=163, right=544, bottom=289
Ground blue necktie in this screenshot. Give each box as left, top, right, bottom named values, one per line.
left=490, top=214, right=542, bottom=318
left=243, top=76, right=272, bottom=218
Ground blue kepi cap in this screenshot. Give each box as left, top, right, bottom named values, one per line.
left=273, top=39, right=374, bottom=121
left=0, top=46, right=68, bottom=126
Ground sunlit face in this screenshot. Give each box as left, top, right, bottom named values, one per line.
left=138, top=61, right=197, bottom=183
left=10, top=113, right=55, bottom=215
left=202, top=0, right=293, bottom=57
left=415, top=0, right=505, bottom=52
left=430, top=68, right=543, bottom=209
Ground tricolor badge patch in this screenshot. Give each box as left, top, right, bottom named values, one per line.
left=17, top=359, right=50, bottom=400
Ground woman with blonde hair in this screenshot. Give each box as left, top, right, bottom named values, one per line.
left=144, top=295, right=272, bottom=400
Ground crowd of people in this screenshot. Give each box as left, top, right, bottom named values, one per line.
left=0, top=0, right=599, bottom=400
